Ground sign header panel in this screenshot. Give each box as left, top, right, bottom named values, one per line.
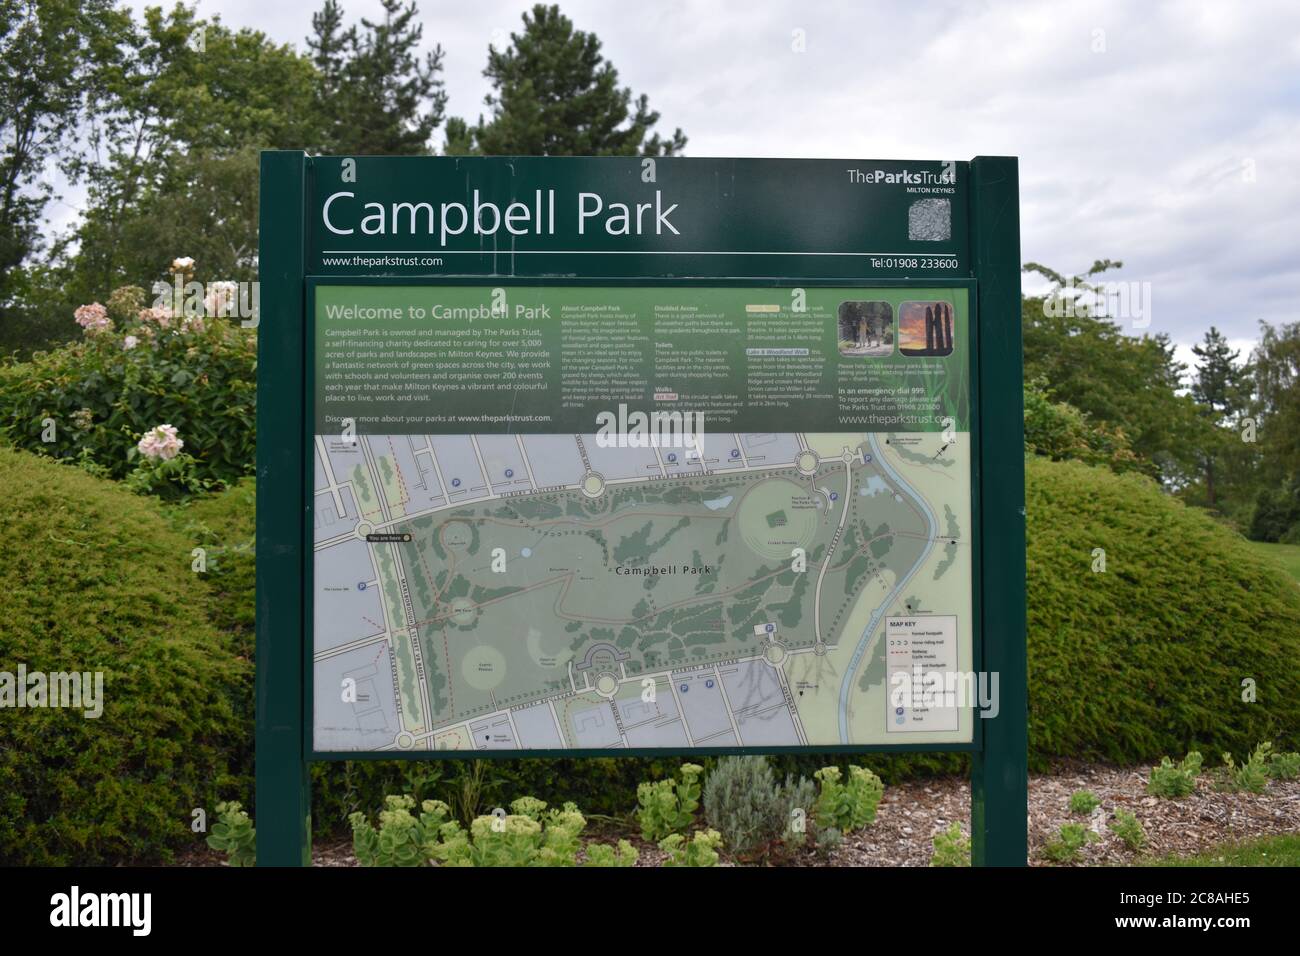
left=306, top=157, right=968, bottom=280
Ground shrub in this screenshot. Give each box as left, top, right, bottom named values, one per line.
left=814, top=765, right=884, bottom=833
left=1026, top=457, right=1300, bottom=768
left=1248, top=481, right=1300, bottom=543
left=1068, top=790, right=1100, bottom=815
left=702, top=755, right=815, bottom=861
left=1042, top=822, right=1096, bottom=863
left=1147, top=751, right=1203, bottom=798
left=205, top=801, right=256, bottom=867
left=1023, top=379, right=1146, bottom=475
left=350, top=795, right=449, bottom=867
left=931, top=822, right=971, bottom=867
left=1108, top=810, right=1146, bottom=851
left=0, top=447, right=252, bottom=864
left=812, top=823, right=844, bottom=859
left=1267, top=749, right=1300, bottom=781
left=582, top=840, right=639, bottom=867
left=659, top=829, right=722, bottom=867
left=1218, top=742, right=1272, bottom=794
left=636, top=762, right=702, bottom=842
left=162, top=478, right=256, bottom=652
left=436, top=800, right=599, bottom=867
left=348, top=793, right=637, bottom=867
left=0, top=315, right=256, bottom=488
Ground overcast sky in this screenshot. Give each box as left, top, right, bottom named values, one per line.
left=97, top=0, right=1300, bottom=366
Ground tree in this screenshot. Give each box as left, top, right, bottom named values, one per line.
left=307, top=0, right=447, bottom=155
left=1189, top=327, right=1251, bottom=508
left=1022, top=377, right=1144, bottom=475
left=450, top=3, right=686, bottom=156
left=0, top=0, right=133, bottom=352
left=54, top=6, right=321, bottom=319
left=1192, top=327, right=1249, bottom=416
left=1238, top=321, right=1300, bottom=540
left=1250, top=321, right=1300, bottom=482
left=1022, top=261, right=1207, bottom=488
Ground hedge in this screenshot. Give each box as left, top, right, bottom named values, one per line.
left=0, top=446, right=252, bottom=864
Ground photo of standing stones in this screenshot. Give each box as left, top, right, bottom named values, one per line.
left=837, top=300, right=894, bottom=357
left=898, top=300, right=955, bottom=357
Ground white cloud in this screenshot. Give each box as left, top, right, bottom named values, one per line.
left=89, top=0, right=1299, bottom=353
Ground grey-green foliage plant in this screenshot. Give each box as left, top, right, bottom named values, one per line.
left=1068, top=790, right=1101, bottom=815
left=636, top=762, right=702, bottom=842
left=433, top=799, right=587, bottom=867
left=1108, top=809, right=1146, bottom=851
left=349, top=793, right=638, bottom=868
left=812, top=823, right=843, bottom=859
left=702, top=755, right=816, bottom=861
left=1042, top=822, right=1096, bottom=863
left=434, top=814, right=543, bottom=867
left=659, top=829, right=723, bottom=867
left=1147, top=751, right=1203, bottom=798
left=582, top=840, right=639, bottom=867
left=930, top=823, right=971, bottom=867
left=1219, top=742, right=1272, bottom=794
left=349, top=795, right=449, bottom=867
left=206, top=801, right=256, bottom=867
left=813, top=765, right=884, bottom=833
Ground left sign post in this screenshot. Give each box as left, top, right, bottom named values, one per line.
left=256, top=150, right=312, bottom=866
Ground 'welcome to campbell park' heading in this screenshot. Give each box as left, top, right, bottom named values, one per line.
left=303, top=155, right=972, bottom=278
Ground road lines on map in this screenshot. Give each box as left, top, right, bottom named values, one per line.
left=312, top=430, right=966, bottom=751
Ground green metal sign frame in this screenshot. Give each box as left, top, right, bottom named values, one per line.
left=256, top=152, right=1026, bottom=866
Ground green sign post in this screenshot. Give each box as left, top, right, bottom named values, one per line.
left=256, top=153, right=1025, bottom=866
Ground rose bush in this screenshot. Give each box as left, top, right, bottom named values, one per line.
left=0, top=282, right=256, bottom=490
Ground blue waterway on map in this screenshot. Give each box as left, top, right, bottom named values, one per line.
left=703, top=495, right=734, bottom=510
left=837, top=433, right=939, bottom=744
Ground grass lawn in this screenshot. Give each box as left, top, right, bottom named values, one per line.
left=1246, top=541, right=1300, bottom=583
left=1149, top=833, right=1300, bottom=867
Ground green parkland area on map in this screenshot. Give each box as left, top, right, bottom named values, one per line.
left=312, top=429, right=973, bottom=751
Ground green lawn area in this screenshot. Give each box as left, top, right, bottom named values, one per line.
left=1245, top=541, right=1300, bottom=583
left=1149, top=833, right=1300, bottom=867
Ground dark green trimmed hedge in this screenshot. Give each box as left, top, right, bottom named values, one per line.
left=0, top=447, right=252, bottom=864
left=1025, top=456, right=1300, bottom=766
